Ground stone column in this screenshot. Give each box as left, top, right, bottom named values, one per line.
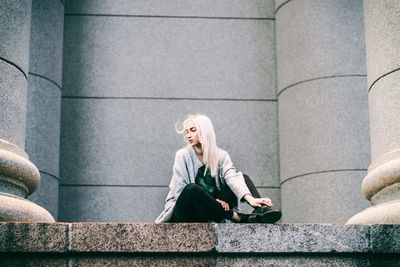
left=0, top=0, right=54, bottom=222
left=347, top=0, right=400, bottom=224
left=275, top=0, right=370, bottom=223
left=25, top=0, right=64, bottom=219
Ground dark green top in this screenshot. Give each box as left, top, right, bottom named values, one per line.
left=195, top=165, right=219, bottom=198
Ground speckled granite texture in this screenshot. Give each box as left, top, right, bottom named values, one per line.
left=70, top=223, right=215, bottom=252
left=0, top=223, right=399, bottom=266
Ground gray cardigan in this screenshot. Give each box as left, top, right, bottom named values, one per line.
left=155, top=146, right=251, bottom=223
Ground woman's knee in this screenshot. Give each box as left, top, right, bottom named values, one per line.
left=180, top=183, right=204, bottom=198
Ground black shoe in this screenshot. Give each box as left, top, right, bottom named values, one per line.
left=236, top=212, right=250, bottom=223
left=248, top=206, right=282, bottom=223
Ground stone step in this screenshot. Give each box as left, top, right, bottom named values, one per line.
left=0, top=222, right=399, bottom=266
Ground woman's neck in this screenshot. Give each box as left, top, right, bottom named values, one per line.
left=193, top=145, right=204, bottom=163
left=194, top=144, right=203, bottom=155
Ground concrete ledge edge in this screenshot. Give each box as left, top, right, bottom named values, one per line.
left=0, top=222, right=399, bottom=254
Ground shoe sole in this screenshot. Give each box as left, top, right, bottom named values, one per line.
left=248, top=210, right=282, bottom=223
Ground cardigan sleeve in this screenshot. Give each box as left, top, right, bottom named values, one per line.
left=166, top=149, right=191, bottom=202
left=155, top=149, right=190, bottom=223
left=220, top=151, right=251, bottom=200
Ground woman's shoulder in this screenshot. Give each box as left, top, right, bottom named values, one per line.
left=217, top=147, right=230, bottom=159
left=175, top=146, right=193, bottom=158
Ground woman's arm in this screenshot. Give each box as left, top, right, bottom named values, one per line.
left=220, top=151, right=251, bottom=200
left=166, top=149, right=191, bottom=202
left=243, top=194, right=273, bottom=208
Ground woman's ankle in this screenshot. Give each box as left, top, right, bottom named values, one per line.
left=231, top=212, right=241, bottom=222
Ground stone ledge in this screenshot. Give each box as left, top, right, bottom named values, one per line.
left=0, top=222, right=400, bottom=254
left=216, top=224, right=370, bottom=253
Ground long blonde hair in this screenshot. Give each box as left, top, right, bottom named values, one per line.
left=177, top=114, right=218, bottom=177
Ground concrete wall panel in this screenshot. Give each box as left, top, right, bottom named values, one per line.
left=63, top=17, right=276, bottom=100
left=59, top=186, right=168, bottom=222
left=61, top=1, right=278, bottom=221
left=60, top=98, right=279, bottom=221
left=59, top=186, right=280, bottom=223
left=65, top=0, right=275, bottom=18
left=60, top=99, right=279, bottom=188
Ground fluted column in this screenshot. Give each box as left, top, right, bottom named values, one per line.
left=347, top=0, right=400, bottom=224
left=275, top=0, right=370, bottom=223
left=0, top=0, right=54, bottom=222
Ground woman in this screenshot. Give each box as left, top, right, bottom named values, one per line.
left=155, top=114, right=281, bottom=223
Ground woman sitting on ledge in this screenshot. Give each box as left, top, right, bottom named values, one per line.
left=155, top=114, right=281, bottom=223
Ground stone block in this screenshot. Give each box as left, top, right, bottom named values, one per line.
left=62, top=16, right=276, bottom=100
left=70, top=223, right=215, bottom=252
left=216, top=223, right=369, bottom=253
left=275, top=0, right=365, bottom=92
left=370, top=224, right=400, bottom=253
left=65, top=0, right=274, bottom=18
left=281, top=171, right=369, bottom=223
left=0, top=0, right=31, bottom=74
left=0, top=222, right=68, bottom=252
left=217, top=255, right=369, bottom=267
left=1, top=257, right=68, bottom=267
left=72, top=256, right=215, bottom=267
left=278, top=77, right=370, bottom=181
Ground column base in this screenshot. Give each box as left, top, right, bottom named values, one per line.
left=346, top=200, right=400, bottom=224
left=0, top=193, right=54, bottom=222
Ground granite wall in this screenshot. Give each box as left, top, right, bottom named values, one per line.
left=1, top=222, right=400, bottom=266
left=59, top=0, right=279, bottom=222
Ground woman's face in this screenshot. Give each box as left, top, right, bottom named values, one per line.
left=185, top=120, right=200, bottom=147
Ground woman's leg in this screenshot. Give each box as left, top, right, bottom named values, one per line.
left=242, top=174, right=282, bottom=223
left=170, top=184, right=234, bottom=223
left=243, top=174, right=261, bottom=198
left=217, top=174, right=261, bottom=207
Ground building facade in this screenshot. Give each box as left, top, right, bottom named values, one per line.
left=0, top=0, right=398, bottom=224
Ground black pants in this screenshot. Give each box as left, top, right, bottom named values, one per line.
left=169, top=174, right=261, bottom=223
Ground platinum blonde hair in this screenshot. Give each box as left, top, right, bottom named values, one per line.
left=177, top=114, right=218, bottom=177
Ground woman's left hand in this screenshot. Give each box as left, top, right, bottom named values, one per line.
left=243, top=195, right=273, bottom=208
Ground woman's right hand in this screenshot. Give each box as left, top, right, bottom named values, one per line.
left=216, top=199, right=230, bottom=211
